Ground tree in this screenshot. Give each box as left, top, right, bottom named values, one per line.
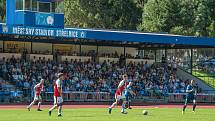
left=207, top=21, right=215, bottom=37
left=133, top=0, right=148, bottom=8
left=0, top=0, right=6, bottom=22
left=64, top=0, right=142, bottom=30
left=138, top=0, right=215, bottom=37
left=170, top=26, right=195, bottom=36
left=138, top=0, right=181, bottom=33
left=206, top=0, right=215, bottom=37
left=193, top=0, right=210, bottom=37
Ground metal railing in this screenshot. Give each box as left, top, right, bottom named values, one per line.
left=1, top=91, right=215, bottom=103
left=192, top=58, right=215, bottom=88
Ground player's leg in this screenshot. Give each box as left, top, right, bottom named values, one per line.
left=58, top=105, right=62, bottom=116
left=109, top=94, right=119, bottom=109
left=128, top=100, right=132, bottom=109
left=119, top=94, right=127, bottom=114
left=27, top=95, right=38, bottom=111
left=49, top=97, right=58, bottom=116
left=109, top=101, right=117, bottom=108
left=27, top=100, right=36, bottom=111
left=182, top=98, right=188, bottom=114
left=49, top=105, right=57, bottom=116
left=121, top=100, right=128, bottom=114
left=192, top=99, right=197, bottom=112
left=57, top=97, right=63, bottom=117
left=108, top=100, right=118, bottom=114
left=108, top=95, right=119, bottom=114
left=37, top=95, right=42, bottom=111
left=128, top=94, right=132, bottom=109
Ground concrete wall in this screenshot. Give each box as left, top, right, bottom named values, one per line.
left=32, top=42, right=52, bottom=53
left=81, top=45, right=96, bottom=53
left=126, top=47, right=137, bottom=57
left=0, top=41, right=3, bottom=50
left=3, top=41, right=31, bottom=52
left=98, top=46, right=123, bottom=55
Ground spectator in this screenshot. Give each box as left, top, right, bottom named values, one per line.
left=0, top=56, right=189, bottom=99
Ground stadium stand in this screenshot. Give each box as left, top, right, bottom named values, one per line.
left=0, top=54, right=200, bottom=103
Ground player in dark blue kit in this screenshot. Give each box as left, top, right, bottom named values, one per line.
left=182, top=80, right=197, bottom=114
left=124, top=81, right=136, bottom=109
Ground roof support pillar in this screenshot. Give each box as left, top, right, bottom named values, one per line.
left=190, top=48, right=193, bottom=74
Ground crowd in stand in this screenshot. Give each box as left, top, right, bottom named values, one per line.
left=0, top=55, right=193, bottom=100
left=0, top=79, right=5, bottom=91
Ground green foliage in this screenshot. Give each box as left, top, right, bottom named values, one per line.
left=65, top=0, right=142, bottom=30
left=139, top=0, right=215, bottom=37
left=170, top=26, right=195, bottom=36
left=0, top=0, right=6, bottom=22
left=207, top=21, right=215, bottom=37
left=193, top=0, right=210, bottom=37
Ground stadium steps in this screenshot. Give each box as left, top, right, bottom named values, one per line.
left=177, top=68, right=215, bottom=93
left=0, top=77, right=16, bottom=91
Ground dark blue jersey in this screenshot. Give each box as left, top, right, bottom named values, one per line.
left=125, top=85, right=133, bottom=101
left=186, top=84, right=196, bottom=98
left=125, top=85, right=132, bottom=96
left=185, top=84, right=196, bottom=102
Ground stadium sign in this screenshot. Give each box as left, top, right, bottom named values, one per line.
left=35, top=13, right=55, bottom=26
left=0, top=25, right=87, bottom=39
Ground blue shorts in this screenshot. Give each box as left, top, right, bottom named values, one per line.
left=125, top=93, right=131, bottom=101
left=185, top=94, right=196, bottom=103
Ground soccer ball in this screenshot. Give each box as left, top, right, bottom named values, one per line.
left=142, top=110, right=148, bottom=115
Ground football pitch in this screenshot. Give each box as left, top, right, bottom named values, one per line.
left=0, top=107, right=215, bottom=121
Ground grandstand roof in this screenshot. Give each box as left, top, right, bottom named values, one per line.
left=0, top=24, right=215, bottom=48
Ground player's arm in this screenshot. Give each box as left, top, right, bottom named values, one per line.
left=117, top=80, right=124, bottom=95
left=57, top=80, right=62, bottom=96
left=118, top=80, right=125, bottom=89
left=58, top=87, right=62, bottom=96
left=186, top=85, right=193, bottom=93
left=186, top=89, right=193, bottom=93
left=128, top=89, right=136, bottom=96
left=41, top=85, right=44, bottom=91
left=193, top=86, right=197, bottom=95
left=34, top=84, right=39, bottom=90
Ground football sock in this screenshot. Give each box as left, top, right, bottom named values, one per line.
left=183, top=105, right=187, bottom=112
left=193, top=104, right=196, bottom=111
left=38, top=102, right=41, bottom=109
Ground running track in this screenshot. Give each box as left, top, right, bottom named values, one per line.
left=0, top=105, right=214, bottom=109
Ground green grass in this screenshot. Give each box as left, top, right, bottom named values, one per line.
left=0, top=108, right=215, bottom=121
left=192, top=70, right=215, bottom=88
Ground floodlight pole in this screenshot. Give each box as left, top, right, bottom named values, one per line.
left=124, top=44, right=126, bottom=57
left=96, top=41, right=98, bottom=56
left=190, top=49, right=193, bottom=74
left=3, top=40, right=5, bottom=52
left=31, top=42, right=32, bottom=53
left=79, top=40, right=81, bottom=55
left=52, top=43, right=54, bottom=54
left=165, top=48, right=167, bottom=62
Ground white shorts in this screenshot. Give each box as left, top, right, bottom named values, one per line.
left=54, top=96, right=63, bottom=105
left=116, top=95, right=126, bottom=101
left=34, top=95, right=42, bottom=101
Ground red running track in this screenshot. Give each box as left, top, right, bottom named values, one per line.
left=0, top=105, right=214, bottom=109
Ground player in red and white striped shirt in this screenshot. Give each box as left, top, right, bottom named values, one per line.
left=108, top=74, right=128, bottom=114
left=27, top=79, right=44, bottom=111
left=49, top=73, right=65, bottom=117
